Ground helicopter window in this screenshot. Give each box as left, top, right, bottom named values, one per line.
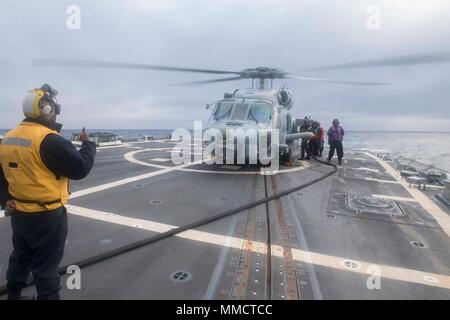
left=213, top=102, right=234, bottom=120
left=231, top=103, right=249, bottom=120
left=248, top=102, right=272, bottom=123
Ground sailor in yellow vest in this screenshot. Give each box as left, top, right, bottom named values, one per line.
left=0, top=84, right=96, bottom=300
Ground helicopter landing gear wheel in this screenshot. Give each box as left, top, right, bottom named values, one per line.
left=281, top=148, right=292, bottom=164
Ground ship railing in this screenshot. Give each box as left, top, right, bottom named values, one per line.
left=377, top=153, right=448, bottom=186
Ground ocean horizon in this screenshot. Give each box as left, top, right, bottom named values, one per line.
left=1, top=129, right=449, bottom=172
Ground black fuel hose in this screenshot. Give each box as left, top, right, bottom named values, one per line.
left=0, top=157, right=337, bottom=297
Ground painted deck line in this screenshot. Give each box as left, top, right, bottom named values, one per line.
left=372, top=194, right=419, bottom=203
left=66, top=205, right=450, bottom=290
left=70, top=159, right=202, bottom=199
left=148, top=158, right=172, bottom=163
left=346, top=167, right=380, bottom=173
left=364, top=178, right=400, bottom=184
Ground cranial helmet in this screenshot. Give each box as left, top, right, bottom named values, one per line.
left=22, top=84, right=61, bottom=119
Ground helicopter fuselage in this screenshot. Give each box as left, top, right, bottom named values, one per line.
left=205, top=87, right=312, bottom=163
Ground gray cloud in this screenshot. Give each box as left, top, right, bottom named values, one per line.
left=0, top=0, right=449, bottom=130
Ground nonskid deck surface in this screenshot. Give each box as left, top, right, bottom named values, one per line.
left=0, top=140, right=449, bottom=299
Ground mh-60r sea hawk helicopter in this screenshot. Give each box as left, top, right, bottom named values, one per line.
left=33, top=52, right=450, bottom=163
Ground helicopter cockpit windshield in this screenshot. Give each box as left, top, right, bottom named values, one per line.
left=248, top=102, right=272, bottom=123
left=211, top=100, right=272, bottom=124
left=213, top=101, right=234, bottom=121
left=230, top=103, right=249, bottom=120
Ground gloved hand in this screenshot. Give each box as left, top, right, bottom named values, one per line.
left=79, top=127, right=91, bottom=143
left=4, top=200, right=16, bottom=217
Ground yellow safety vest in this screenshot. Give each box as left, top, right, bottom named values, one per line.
left=0, top=121, right=69, bottom=213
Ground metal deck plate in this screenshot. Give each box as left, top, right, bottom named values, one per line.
left=327, top=192, right=440, bottom=228
left=345, top=194, right=403, bottom=217
left=343, top=167, right=396, bottom=182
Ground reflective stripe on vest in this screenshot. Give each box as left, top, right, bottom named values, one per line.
left=1, top=137, right=32, bottom=147
left=0, top=121, right=69, bottom=213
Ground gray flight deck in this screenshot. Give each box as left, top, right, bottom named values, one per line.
left=0, top=140, right=449, bottom=300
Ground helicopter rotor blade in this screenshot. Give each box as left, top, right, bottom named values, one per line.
left=302, top=52, right=450, bottom=72
left=32, top=58, right=243, bottom=75
left=170, top=76, right=244, bottom=86
left=287, top=76, right=387, bottom=86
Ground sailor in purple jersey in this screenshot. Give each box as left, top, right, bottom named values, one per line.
left=327, top=119, right=345, bottom=165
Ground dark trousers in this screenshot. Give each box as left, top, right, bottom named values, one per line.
left=300, top=138, right=310, bottom=159
left=6, top=207, right=68, bottom=300
left=309, top=139, right=321, bottom=157
left=328, top=140, right=344, bottom=162
left=320, top=141, right=324, bottom=156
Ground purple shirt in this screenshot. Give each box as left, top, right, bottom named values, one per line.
left=327, top=125, right=345, bottom=142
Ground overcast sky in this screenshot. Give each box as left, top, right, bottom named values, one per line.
left=0, top=0, right=449, bottom=130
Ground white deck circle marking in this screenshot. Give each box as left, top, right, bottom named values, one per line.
left=124, top=147, right=309, bottom=176
left=149, top=158, right=171, bottom=163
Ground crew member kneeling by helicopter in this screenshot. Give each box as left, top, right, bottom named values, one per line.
left=0, top=84, right=96, bottom=300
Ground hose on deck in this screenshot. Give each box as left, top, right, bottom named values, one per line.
left=0, top=156, right=338, bottom=297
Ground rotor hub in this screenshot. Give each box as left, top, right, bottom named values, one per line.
left=240, top=67, right=288, bottom=79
